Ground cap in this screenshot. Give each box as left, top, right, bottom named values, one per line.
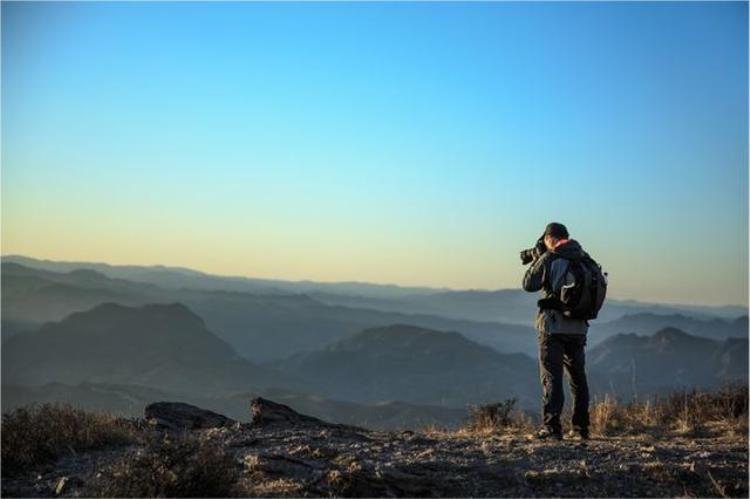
left=544, top=222, right=569, bottom=239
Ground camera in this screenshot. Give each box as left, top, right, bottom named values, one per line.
left=520, top=236, right=547, bottom=265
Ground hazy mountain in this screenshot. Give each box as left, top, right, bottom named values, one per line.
left=278, top=324, right=539, bottom=408
left=589, top=312, right=748, bottom=344
left=184, top=291, right=539, bottom=361
left=310, top=289, right=748, bottom=325
left=2, top=262, right=539, bottom=360
left=1, top=319, right=37, bottom=342
left=710, top=337, right=749, bottom=380
left=1, top=262, right=159, bottom=327
left=3, top=259, right=746, bottom=411
left=1, top=302, right=295, bottom=396
left=5, top=255, right=745, bottom=325
left=588, top=327, right=748, bottom=398
left=1, top=382, right=469, bottom=431
left=2, top=255, right=442, bottom=299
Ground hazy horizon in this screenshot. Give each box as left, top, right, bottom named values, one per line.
left=2, top=2, right=748, bottom=307
left=2, top=252, right=747, bottom=310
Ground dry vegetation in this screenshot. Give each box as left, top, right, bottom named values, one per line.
left=85, top=433, right=239, bottom=497
left=1, top=403, right=138, bottom=477
left=589, top=383, right=748, bottom=437
left=465, top=397, right=534, bottom=434
left=2, top=386, right=747, bottom=497
left=463, top=383, right=748, bottom=438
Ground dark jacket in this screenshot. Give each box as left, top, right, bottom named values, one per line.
left=522, top=239, right=589, bottom=335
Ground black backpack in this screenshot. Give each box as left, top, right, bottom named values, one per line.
left=555, top=254, right=608, bottom=320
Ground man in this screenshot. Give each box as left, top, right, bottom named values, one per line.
left=522, top=222, right=590, bottom=441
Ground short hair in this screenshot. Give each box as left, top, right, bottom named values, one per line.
left=544, top=222, right=569, bottom=239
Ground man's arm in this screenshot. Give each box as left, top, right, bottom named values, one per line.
left=522, top=252, right=549, bottom=292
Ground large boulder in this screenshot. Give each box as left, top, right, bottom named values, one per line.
left=145, top=401, right=235, bottom=431
left=250, top=397, right=368, bottom=434
left=250, top=397, right=330, bottom=427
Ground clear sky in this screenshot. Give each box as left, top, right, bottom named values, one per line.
left=2, top=1, right=748, bottom=306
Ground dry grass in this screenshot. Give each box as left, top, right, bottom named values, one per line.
left=590, top=383, right=748, bottom=437
left=416, top=422, right=450, bottom=436
left=1, top=403, right=138, bottom=477
left=460, top=385, right=747, bottom=438
left=85, top=432, right=240, bottom=497
left=464, top=398, right=534, bottom=434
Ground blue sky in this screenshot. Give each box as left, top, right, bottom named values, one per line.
left=2, top=1, right=748, bottom=306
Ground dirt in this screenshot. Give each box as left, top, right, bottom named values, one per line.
left=2, top=399, right=747, bottom=497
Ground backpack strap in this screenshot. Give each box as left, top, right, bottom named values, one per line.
left=538, top=296, right=565, bottom=311
left=542, top=252, right=561, bottom=292
left=539, top=253, right=566, bottom=310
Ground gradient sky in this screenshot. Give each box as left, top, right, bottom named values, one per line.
left=2, top=1, right=748, bottom=306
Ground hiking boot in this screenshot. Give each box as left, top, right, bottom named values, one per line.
left=535, top=427, right=563, bottom=440
left=567, top=429, right=590, bottom=440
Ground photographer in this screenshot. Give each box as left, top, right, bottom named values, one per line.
left=521, top=222, right=593, bottom=441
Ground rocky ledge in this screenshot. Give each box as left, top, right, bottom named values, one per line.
left=2, top=398, right=748, bottom=497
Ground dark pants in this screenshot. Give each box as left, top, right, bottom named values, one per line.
left=538, top=332, right=590, bottom=434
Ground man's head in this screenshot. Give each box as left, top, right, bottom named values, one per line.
left=542, top=222, right=569, bottom=250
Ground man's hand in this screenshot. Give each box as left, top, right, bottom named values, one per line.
left=531, top=238, right=547, bottom=261
left=520, top=236, right=548, bottom=265
left=522, top=240, right=549, bottom=292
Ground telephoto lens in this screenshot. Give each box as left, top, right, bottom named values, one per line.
left=521, top=236, right=547, bottom=265
left=520, top=249, right=534, bottom=265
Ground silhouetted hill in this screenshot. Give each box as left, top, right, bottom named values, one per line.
left=590, top=312, right=748, bottom=343
left=1, top=302, right=293, bottom=396
left=3, top=260, right=747, bottom=412
left=1, top=255, right=439, bottom=298
left=1, top=262, right=157, bottom=327
left=5, top=255, right=746, bottom=325
left=710, top=337, right=749, bottom=380
left=309, top=289, right=748, bottom=325
left=588, top=327, right=748, bottom=398
left=2, top=263, right=539, bottom=360
left=0, top=319, right=36, bottom=342
left=278, top=324, right=539, bottom=408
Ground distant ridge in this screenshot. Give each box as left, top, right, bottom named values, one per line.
left=3, top=255, right=746, bottom=317
left=588, top=327, right=748, bottom=397
left=590, top=312, right=748, bottom=343
left=279, top=324, right=539, bottom=407
left=1, top=302, right=293, bottom=395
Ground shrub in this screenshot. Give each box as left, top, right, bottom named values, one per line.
left=1, top=403, right=138, bottom=477
left=85, top=433, right=240, bottom=497
left=590, top=383, right=748, bottom=436
left=467, top=398, right=532, bottom=432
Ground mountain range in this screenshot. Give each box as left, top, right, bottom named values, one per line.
left=278, top=324, right=540, bottom=408
left=589, top=312, right=748, bottom=343
left=2, top=297, right=746, bottom=423
left=1, top=256, right=747, bottom=429
left=4, top=255, right=747, bottom=324
left=588, top=327, right=748, bottom=397
left=1, top=262, right=539, bottom=360
left=1, top=302, right=293, bottom=395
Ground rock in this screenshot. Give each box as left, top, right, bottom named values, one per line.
left=144, top=401, right=234, bottom=431
left=250, top=397, right=365, bottom=434
left=250, top=397, right=331, bottom=427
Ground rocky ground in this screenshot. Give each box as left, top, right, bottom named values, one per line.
left=3, top=398, right=748, bottom=497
